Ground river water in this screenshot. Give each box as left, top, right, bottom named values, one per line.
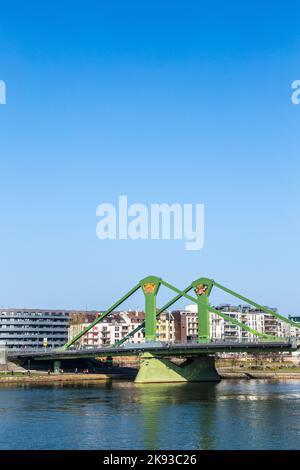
left=0, top=379, right=299, bottom=450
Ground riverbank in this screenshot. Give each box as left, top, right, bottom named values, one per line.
left=0, top=373, right=111, bottom=384
left=0, top=369, right=300, bottom=384
left=217, top=368, right=300, bottom=379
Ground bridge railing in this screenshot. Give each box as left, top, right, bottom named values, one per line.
left=7, top=336, right=298, bottom=356
left=124, top=336, right=294, bottom=345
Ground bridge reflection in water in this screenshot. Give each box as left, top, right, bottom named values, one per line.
left=109, top=379, right=300, bottom=450
left=134, top=382, right=218, bottom=449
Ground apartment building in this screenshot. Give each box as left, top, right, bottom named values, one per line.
left=173, top=304, right=293, bottom=342
left=0, top=308, right=70, bottom=350
left=68, top=311, right=145, bottom=348
left=173, top=307, right=198, bottom=342
left=288, top=316, right=300, bottom=339
left=216, top=305, right=292, bottom=339
left=68, top=310, right=177, bottom=347
left=156, top=312, right=175, bottom=342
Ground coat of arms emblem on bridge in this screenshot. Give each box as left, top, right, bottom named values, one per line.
left=194, top=284, right=209, bottom=296
left=142, top=283, right=156, bottom=294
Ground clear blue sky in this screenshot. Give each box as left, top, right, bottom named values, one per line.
left=0, top=1, right=299, bottom=314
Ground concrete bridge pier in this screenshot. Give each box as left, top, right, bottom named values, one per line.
left=54, top=360, right=61, bottom=373
left=134, top=353, right=220, bottom=383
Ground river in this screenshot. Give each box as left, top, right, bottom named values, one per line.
left=0, top=379, right=299, bottom=450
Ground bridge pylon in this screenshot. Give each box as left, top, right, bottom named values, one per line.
left=140, top=276, right=161, bottom=342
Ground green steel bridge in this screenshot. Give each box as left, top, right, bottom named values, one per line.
left=9, top=276, right=300, bottom=383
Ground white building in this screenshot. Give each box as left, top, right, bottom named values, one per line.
left=183, top=304, right=293, bottom=341
left=68, top=311, right=145, bottom=348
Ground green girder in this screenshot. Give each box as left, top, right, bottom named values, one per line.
left=213, top=280, right=300, bottom=329
left=63, top=275, right=300, bottom=350
left=62, top=282, right=141, bottom=350
left=161, top=279, right=271, bottom=339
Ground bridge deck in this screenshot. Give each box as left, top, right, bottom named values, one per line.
left=9, top=341, right=298, bottom=361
